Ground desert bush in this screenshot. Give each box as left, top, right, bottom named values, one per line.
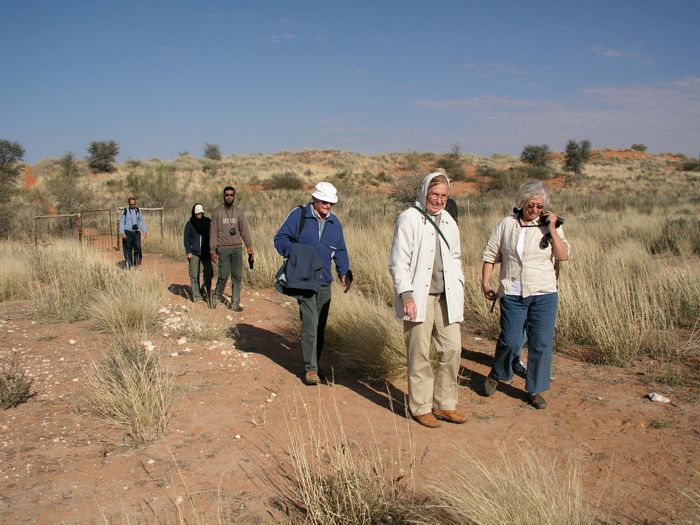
left=680, top=159, right=700, bottom=172
left=125, top=166, right=183, bottom=209
left=47, top=152, right=92, bottom=213
left=282, top=391, right=418, bottom=524
left=436, top=144, right=467, bottom=181
left=564, top=139, right=592, bottom=176
left=0, top=139, right=24, bottom=236
left=421, top=444, right=601, bottom=525
left=1, top=355, right=33, bottom=410
left=631, top=144, right=648, bottom=152
left=520, top=144, right=552, bottom=167
left=83, top=339, right=173, bottom=443
left=87, top=140, right=119, bottom=173
left=262, top=171, right=304, bottom=190
left=482, top=166, right=529, bottom=193
left=203, top=143, right=222, bottom=161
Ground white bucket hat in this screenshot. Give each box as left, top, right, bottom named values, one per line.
left=311, top=181, right=338, bottom=204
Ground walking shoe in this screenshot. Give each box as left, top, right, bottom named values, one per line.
left=527, top=393, right=547, bottom=409
left=484, top=376, right=499, bottom=397
left=513, top=360, right=527, bottom=377
left=303, top=371, right=321, bottom=385
left=412, top=412, right=441, bottom=428
left=230, top=304, right=244, bottom=312
left=432, top=409, right=467, bottom=424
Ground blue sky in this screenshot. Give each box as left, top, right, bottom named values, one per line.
left=3, top=0, right=699, bottom=163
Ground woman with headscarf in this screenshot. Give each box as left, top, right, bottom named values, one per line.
left=389, top=172, right=466, bottom=428
left=481, top=179, right=569, bottom=409
left=183, top=203, right=213, bottom=302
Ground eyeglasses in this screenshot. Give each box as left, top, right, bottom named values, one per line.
left=525, top=202, right=544, bottom=210
left=427, top=192, right=448, bottom=201
left=318, top=200, right=333, bottom=206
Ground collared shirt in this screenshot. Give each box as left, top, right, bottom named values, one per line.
left=311, top=207, right=327, bottom=240
left=482, top=214, right=570, bottom=298
left=119, top=207, right=147, bottom=234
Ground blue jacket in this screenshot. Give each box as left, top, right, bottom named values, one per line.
left=274, top=204, right=350, bottom=286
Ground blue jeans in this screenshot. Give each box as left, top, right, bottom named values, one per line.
left=489, top=293, right=558, bottom=395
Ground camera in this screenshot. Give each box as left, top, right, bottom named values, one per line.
left=248, top=253, right=254, bottom=269
left=132, top=224, right=140, bottom=232
left=539, top=213, right=564, bottom=228
left=229, top=227, right=237, bottom=236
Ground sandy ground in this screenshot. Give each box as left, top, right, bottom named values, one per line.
left=1, top=253, right=698, bottom=524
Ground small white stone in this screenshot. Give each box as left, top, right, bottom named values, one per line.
left=170, top=352, right=179, bottom=358
left=474, top=337, right=483, bottom=341
left=234, top=434, right=241, bottom=439
left=68, top=339, right=77, bottom=345
left=177, top=337, right=187, bottom=345
left=147, top=459, right=155, bottom=465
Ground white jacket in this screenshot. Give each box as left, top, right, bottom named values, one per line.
left=389, top=175, right=465, bottom=324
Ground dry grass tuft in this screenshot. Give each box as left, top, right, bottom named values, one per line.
left=324, top=284, right=407, bottom=380
left=171, top=308, right=227, bottom=342
left=282, top=389, right=419, bottom=524
left=91, top=275, right=162, bottom=338
left=0, top=250, right=30, bottom=301
left=0, top=355, right=34, bottom=409
left=83, top=339, right=173, bottom=444
left=422, top=443, right=602, bottom=525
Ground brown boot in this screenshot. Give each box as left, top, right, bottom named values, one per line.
left=413, top=412, right=441, bottom=428
left=432, top=409, right=467, bottom=424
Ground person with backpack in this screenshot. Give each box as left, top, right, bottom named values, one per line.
left=183, top=203, right=213, bottom=303
left=274, top=182, right=352, bottom=385
left=389, top=173, right=466, bottom=428
left=119, top=197, right=147, bottom=268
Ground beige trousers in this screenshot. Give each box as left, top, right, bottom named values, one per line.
left=404, top=294, right=461, bottom=417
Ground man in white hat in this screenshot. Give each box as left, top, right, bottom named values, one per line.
left=274, top=181, right=353, bottom=385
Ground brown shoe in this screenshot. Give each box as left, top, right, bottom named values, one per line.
left=527, top=393, right=547, bottom=409
left=432, top=409, right=467, bottom=424
left=413, top=412, right=441, bottom=428
left=303, top=371, right=320, bottom=385
left=484, top=376, right=499, bottom=396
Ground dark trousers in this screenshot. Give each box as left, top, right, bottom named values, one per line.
left=298, top=285, right=332, bottom=372
left=489, top=293, right=558, bottom=394
left=188, top=254, right=214, bottom=300
left=214, top=247, right=243, bottom=307
left=123, top=230, right=142, bottom=268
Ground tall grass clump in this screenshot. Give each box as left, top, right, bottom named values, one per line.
left=29, top=241, right=123, bottom=323
left=324, top=284, right=406, bottom=380
left=84, top=339, right=173, bottom=444
left=0, top=249, right=30, bottom=301
left=421, top=444, right=601, bottom=525
left=91, top=274, right=162, bottom=338
left=282, top=391, right=418, bottom=524
left=1, top=355, right=34, bottom=409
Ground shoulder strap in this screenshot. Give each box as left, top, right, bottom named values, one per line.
left=412, top=205, right=450, bottom=250
left=295, top=205, right=306, bottom=242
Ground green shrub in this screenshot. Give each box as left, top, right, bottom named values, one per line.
left=0, top=139, right=24, bottom=236
left=680, top=159, right=700, bottom=172
left=563, top=139, right=592, bottom=176
left=520, top=144, right=552, bottom=167
left=87, top=140, right=119, bottom=173
left=262, top=171, right=304, bottom=190
left=436, top=145, right=467, bottom=181
left=631, top=144, right=648, bottom=152
left=203, top=143, right=222, bottom=161
left=482, top=166, right=529, bottom=193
